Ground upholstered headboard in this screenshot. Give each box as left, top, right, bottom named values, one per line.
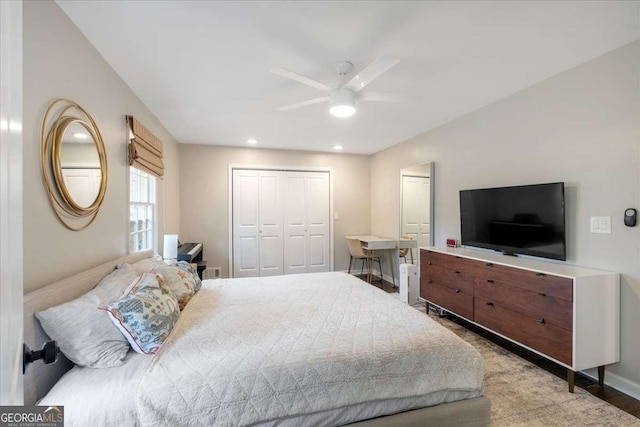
left=23, top=250, right=153, bottom=405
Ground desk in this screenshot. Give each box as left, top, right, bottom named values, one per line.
left=346, top=235, right=397, bottom=285
left=399, top=238, right=417, bottom=264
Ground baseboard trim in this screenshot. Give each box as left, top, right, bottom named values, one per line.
left=581, top=368, right=640, bottom=400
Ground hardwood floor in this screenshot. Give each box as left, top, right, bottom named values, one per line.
left=354, top=275, right=640, bottom=419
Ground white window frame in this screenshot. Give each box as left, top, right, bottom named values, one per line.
left=129, top=167, right=157, bottom=254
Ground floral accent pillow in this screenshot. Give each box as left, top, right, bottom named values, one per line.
left=103, top=273, right=180, bottom=354
left=154, top=265, right=197, bottom=310
left=175, top=261, right=202, bottom=292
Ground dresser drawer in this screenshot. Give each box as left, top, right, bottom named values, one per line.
left=421, top=250, right=484, bottom=276
left=474, top=297, right=572, bottom=365
left=421, top=264, right=474, bottom=295
left=474, top=277, right=572, bottom=330
left=421, top=280, right=474, bottom=319
left=475, top=263, right=573, bottom=301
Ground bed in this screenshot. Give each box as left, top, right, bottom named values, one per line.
left=24, top=252, right=490, bottom=426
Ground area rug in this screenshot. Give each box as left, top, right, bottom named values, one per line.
left=401, top=298, right=640, bottom=426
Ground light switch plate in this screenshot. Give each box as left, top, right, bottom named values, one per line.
left=590, top=216, right=611, bottom=234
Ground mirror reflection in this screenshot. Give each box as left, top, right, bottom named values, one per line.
left=59, top=122, right=101, bottom=209
left=399, top=162, right=434, bottom=265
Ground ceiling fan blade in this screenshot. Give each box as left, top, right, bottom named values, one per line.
left=270, top=67, right=332, bottom=92
left=278, top=96, right=330, bottom=111
left=345, top=55, right=400, bottom=92
left=360, top=92, right=405, bottom=102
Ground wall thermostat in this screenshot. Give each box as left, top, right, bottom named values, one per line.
left=624, top=208, right=637, bottom=227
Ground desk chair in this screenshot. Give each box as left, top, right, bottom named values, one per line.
left=399, top=235, right=415, bottom=264
left=347, top=237, right=382, bottom=284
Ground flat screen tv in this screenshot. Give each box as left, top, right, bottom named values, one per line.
left=460, top=182, right=566, bottom=261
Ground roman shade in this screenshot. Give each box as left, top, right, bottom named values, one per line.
left=127, top=116, right=164, bottom=179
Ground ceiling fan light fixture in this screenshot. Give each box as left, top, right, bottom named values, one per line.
left=329, top=88, right=356, bottom=118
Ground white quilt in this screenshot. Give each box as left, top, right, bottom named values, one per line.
left=136, top=272, right=484, bottom=426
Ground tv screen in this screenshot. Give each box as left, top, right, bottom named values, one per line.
left=460, top=182, right=566, bottom=261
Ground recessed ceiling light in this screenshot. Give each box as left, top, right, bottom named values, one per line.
left=332, top=145, right=343, bottom=151
left=73, top=132, right=89, bottom=140
left=247, top=138, right=258, bottom=145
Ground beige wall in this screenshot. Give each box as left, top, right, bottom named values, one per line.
left=178, top=145, right=370, bottom=277
left=23, top=1, right=180, bottom=293
left=371, top=41, right=640, bottom=395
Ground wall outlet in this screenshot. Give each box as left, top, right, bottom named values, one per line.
left=590, top=216, right=611, bottom=234
left=203, top=267, right=222, bottom=280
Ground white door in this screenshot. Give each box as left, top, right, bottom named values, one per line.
left=305, top=172, right=330, bottom=273
left=283, top=172, right=307, bottom=274
left=233, top=170, right=284, bottom=277
left=0, top=0, right=23, bottom=405
left=283, top=171, right=330, bottom=274
left=232, top=170, right=260, bottom=277
left=402, top=175, right=431, bottom=247
left=257, top=171, right=283, bottom=276
left=61, top=168, right=101, bottom=208
left=233, top=169, right=330, bottom=277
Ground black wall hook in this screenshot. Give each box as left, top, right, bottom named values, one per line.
left=23, top=341, right=59, bottom=374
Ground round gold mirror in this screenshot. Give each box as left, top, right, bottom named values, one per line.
left=41, top=100, right=108, bottom=230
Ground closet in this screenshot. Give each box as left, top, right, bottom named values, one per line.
left=232, top=169, right=331, bottom=277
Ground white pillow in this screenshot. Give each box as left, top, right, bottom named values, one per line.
left=35, top=264, right=138, bottom=368
left=129, top=257, right=168, bottom=275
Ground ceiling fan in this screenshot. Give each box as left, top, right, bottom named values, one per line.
left=270, top=54, right=401, bottom=118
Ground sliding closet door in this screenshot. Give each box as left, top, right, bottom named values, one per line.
left=232, top=170, right=284, bottom=277
left=283, top=171, right=330, bottom=274
left=283, top=172, right=307, bottom=274
left=232, top=170, right=260, bottom=277
left=257, top=171, right=283, bottom=276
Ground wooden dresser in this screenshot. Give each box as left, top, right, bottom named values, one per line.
left=420, top=246, right=619, bottom=392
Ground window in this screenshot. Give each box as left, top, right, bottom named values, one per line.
left=129, top=168, right=156, bottom=253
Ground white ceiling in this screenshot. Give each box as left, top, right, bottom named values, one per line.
left=57, top=1, right=639, bottom=155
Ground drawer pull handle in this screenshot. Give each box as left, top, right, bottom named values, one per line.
left=536, top=272, right=546, bottom=277
left=455, top=289, right=461, bottom=293
left=486, top=302, right=494, bottom=306
left=487, top=279, right=494, bottom=283
left=537, top=318, right=545, bottom=324
left=455, top=270, right=461, bottom=274
left=427, top=279, right=433, bottom=283
left=485, top=262, right=493, bottom=267
left=538, top=292, right=547, bottom=297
